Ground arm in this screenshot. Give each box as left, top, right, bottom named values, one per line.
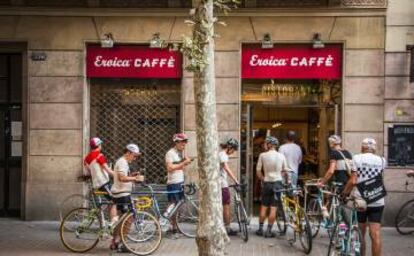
left=342, top=172, right=357, bottom=196
left=117, top=171, right=143, bottom=183
left=102, top=163, right=115, bottom=177
left=256, top=154, right=263, bottom=181
left=223, top=162, right=238, bottom=184
left=319, top=160, right=337, bottom=185
left=165, top=151, right=192, bottom=172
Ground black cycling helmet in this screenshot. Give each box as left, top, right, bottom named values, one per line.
left=225, top=138, right=239, bottom=150
left=265, top=136, right=279, bottom=146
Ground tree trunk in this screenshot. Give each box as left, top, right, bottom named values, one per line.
left=193, top=0, right=229, bottom=255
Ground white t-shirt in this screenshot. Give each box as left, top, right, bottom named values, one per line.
left=219, top=150, right=229, bottom=188
left=256, top=149, right=287, bottom=182
left=352, top=153, right=386, bottom=207
left=111, top=157, right=133, bottom=198
left=165, top=148, right=185, bottom=184
left=279, top=143, right=302, bottom=175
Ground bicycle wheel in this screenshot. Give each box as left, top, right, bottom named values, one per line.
left=298, top=208, right=313, bottom=254
left=306, top=198, right=322, bottom=238
left=276, top=202, right=287, bottom=235
left=395, top=199, right=414, bottom=235
left=348, top=226, right=362, bottom=256
left=120, top=211, right=162, bottom=256
left=176, top=199, right=199, bottom=238
left=327, top=223, right=342, bottom=256
left=236, top=201, right=249, bottom=242
left=60, top=207, right=100, bottom=253
left=59, top=194, right=89, bottom=221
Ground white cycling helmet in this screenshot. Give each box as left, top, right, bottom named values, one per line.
left=362, top=138, right=376, bottom=151
left=126, top=143, right=141, bottom=155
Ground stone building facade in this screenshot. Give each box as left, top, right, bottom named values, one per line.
left=0, top=0, right=410, bottom=225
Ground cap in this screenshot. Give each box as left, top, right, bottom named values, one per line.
left=126, top=143, right=141, bottom=155
left=328, top=135, right=342, bottom=145
left=362, top=138, right=376, bottom=150
left=173, top=133, right=188, bottom=142
left=90, top=137, right=103, bottom=148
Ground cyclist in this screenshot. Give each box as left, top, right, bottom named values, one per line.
left=219, top=138, right=240, bottom=236
left=343, top=138, right=386, bottom=256
left=318, top=135, right=352, bottom=188
left=110, top=143, right=145, bottom=251
left=256, top=136, right=289, bottom=238
left=83, top=137, right=117, bottom=225
left=165, top=133, right=192, bottom=234
left=318, top=135, right=353, bottom=221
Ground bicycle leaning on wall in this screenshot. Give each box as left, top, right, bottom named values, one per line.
left=395, top=170, right=414, bottom=235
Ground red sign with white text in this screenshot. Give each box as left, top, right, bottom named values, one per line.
left=242, top=44, right=342, bottom=79
left=86, top=45, right=182, bottom=78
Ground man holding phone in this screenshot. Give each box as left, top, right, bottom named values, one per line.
left=165, top=133, right=192, bottom=233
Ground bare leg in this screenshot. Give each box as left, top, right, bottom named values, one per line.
left=223, top=204, right=231, bottom=226
left=369, top=223, right=382, bottom=256
left=359, top=222, right=367, bottom=256
left=259, top=205, right=268, bottom=224
left=268, top=207, right=277, bottom=225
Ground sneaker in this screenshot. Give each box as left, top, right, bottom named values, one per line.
left=227, top=228, right=238, bottom=236
left=117, top=244, right=130, bottom=253
left=264, top=229, right=276, bottom=238
left=255, top=229, right=264, bottom=236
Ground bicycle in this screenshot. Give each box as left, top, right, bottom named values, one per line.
left=60, top=188, right=162, bottom=255
left=305, top=180, right=344, bottom=238
left=275, top=186, right=313, bottom=254
left=327, top=198, right=362, bottom=256
left=229, top=183, right=249, bottom=242
left=58, top=175, right=93, bottom=222
left=134, top=183, right=199, bottom=238
left=395, top=171, right=414, bottom=235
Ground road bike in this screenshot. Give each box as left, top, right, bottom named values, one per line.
left=229, top=183, right=249, bottom=242
left=395, top=171, right=414, bottom=235
left=327, top=198, right=362, bottom=256
left=305, top=180, right=344, bottom=238
left=134, top=183, right=199, bottom=238
left=275, top=185, right=313, bottom=254
left=60, top=189, right=162, bottom=255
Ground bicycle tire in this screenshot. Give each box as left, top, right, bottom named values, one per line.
left=395, top=199, right=414, bottom=235
left=59, top=194, right=90, bottom=222
left=327, top=222, right=341, bottom=256
left=306, top=198, right=322, bottom=238
left=59, top=207, right=100, bottom=253
left=298, top=208, right=313, bottom=254
left=236, top=201, right=249, bottom=242
left=176, top=199, right=199, bottom=238
left=120, top=211, right=162, bottom=256
left=348, top=226, right=362, bottom=256
left=276, top=201, right=287, bottom=235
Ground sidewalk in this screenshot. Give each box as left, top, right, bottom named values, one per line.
left=0, top=218, right=412, bottom=256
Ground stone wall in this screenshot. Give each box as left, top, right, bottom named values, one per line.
left=383, top=0, right=414, bottom=225
left=0, top=12, right=388, bottom=219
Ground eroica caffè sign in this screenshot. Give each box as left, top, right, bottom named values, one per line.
left=86, top=45, right=182, bottom=78
left=242, top=44, right=342, bottom=79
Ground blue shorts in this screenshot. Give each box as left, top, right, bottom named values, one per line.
left=167, top=182, right=184, bottom=203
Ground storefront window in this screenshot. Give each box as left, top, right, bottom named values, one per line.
left=90, top=79, right=181, bottom=183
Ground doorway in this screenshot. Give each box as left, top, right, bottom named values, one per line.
left=0, top=53, right=23, bottom=217
left=240, top=79, right=341, bottom=215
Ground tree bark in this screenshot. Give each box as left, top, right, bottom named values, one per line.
left=192, top=0, right=229, bottom=255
